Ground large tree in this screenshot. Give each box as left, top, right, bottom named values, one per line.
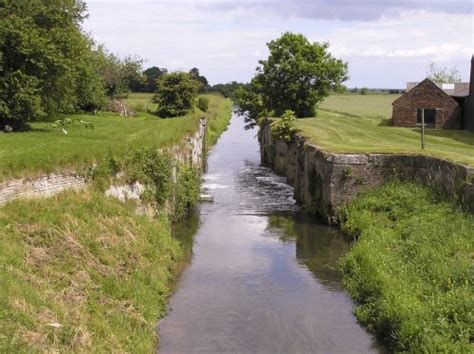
left=189, top=67, right=209, bottom=93
left=142, top=66, right=167, bottom=92
left=0, top=0, right=107, bottom=129
left=237, top=32, right=348, bottom=122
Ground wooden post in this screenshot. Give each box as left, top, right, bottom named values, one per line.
left=421, top=108, right=425, bottom=150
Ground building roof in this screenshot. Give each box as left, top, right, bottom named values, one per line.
left=406, top=81, right=470, bottom=97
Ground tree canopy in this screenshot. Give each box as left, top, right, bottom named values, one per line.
left=152, top=72, right=200, bottom=118
left=236, top=32, right=348, bottom=125
left=0, top=0, right=107, bottom=129
left=427, top=63, right=462, bottom=85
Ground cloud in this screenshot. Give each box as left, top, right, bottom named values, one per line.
left=196, top=0, right=473, bottom=21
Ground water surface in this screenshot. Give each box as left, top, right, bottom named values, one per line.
left=158, top=113, right=385, bottom=353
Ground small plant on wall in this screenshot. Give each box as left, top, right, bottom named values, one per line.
left=270, top=110, right=296, bottom=142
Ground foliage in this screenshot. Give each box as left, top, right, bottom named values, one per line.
left=189, top=67, right=209, bottom=92
left=208, top=81, right=244, bottom=100
left=237, top=32, right=348, bottom=123
left=95, top=46, right=144, bottom=98
left=173, top=165, right=201, bottom=221
left=196, top=96, right=209, bottom=112
left=0, top=0, right=107, bottom=129
left=235, top=82, right=265, bottom=129
left=0, top=190, right=182, bottom=352
left=339, top=181, right=473, bottom=352
left=427, top=62, right=462, bottom=85
left=153, top=72, right=200, bottom=118
left=360, top=87, right=368, bottom=95
left=270, top=110, right=296, bottom=142
left=126, top=147, right=173, bottom=206
left=141, top=66, right=167, bottom=93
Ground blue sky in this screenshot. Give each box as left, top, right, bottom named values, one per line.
left=83, top=0, right=473, bottom=88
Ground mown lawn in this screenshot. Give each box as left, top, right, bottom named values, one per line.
left=293, top=95, right=474, bottom=166
left=319, top=93, right=399, bottom=118
left=0, top=94, right=232, bottom=181
left=340, top=181, right=473, bottom=352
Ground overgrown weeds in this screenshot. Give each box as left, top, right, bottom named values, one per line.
left=339, top=181, right=473, bottom=352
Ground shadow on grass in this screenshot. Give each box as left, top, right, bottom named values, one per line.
left=410, top=128, right=474, bottom=146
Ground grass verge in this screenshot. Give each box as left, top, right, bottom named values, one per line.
left=339, top=181, right=473, bottom=352
left=293, top=110, right=474, bottom=167
left=0, top=190, right=182, bottom=352
left=0, top=94, right=232, bottom=182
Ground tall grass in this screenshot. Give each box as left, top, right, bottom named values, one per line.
left=339, top=181, right=473, bottom=352
left=0, top=191, right=182, bottom=352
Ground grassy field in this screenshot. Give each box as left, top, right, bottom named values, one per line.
left=340, top=181, right=473, bottom=352
left=124, top=92, right=158, bottom=112
left=0, top=94, right=232, bottom=181
left=0, top=190, right=183, bottom=352
left=319, top=94, right=399, bottom=118
left=293, top=95, right=474, bottom=167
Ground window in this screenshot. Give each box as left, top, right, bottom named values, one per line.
left=417, top=109, right=436, bottom=125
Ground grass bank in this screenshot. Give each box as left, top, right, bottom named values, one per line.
left=339, top=181, right=473, bottom=352
left=292, top=94, right=474, bottom=167
left=0, top=94, right=232, bottom=182
left=0, top=190, right=182, bottom=352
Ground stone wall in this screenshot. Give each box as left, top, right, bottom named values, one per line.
left=260, top=121, right=474, bottom=224
left=0, top=174, right=87, bottom=205
left=392, top=79, right=461, bottom=129
left=0, top=119, right=207, bottom=206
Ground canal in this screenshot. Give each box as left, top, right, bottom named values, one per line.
left=158, top=112, right=386, bottom=353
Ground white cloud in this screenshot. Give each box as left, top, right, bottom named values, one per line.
left=83, top=2, right=474, bottom=88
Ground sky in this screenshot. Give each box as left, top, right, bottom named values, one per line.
left=83, top=0, right=473, bottom=88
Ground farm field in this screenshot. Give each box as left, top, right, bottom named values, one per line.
left=319, top=93, right=400, bottom=118
left=294, top=94, right=474, bottom=167
left=0, top=94, right=232, bottom=181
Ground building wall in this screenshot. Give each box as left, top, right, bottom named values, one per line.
left=392, top=79, right=461, bottom=129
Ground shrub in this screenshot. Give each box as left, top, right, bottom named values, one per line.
left=196, top=97, right=209, bottom=112
left=153, top=72, right=200, bottom=118
left=270, top=110, right=296, bottom=142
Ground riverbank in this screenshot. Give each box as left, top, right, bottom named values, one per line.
left=0, top=95, right=233, bottom=351
left=339, top=181, right=473, bottom=352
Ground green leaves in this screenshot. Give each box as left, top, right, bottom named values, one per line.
left=270, top=110, right=296, bottom=142
left=153, top=72, right=200, bottom=118
left=237, top=32, right=348, bottom=123
left=0, top=0, right=106, bottom=128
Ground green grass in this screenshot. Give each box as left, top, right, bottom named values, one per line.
left=124, top=92, right=158, bottom=112
left=0, top=94, right=232, bottom=181
left=339, top=181, right=473, bottom=352
left=319, top=93, right=399, bottom=118
left=293, top=110, right=474, bottom=167
left=0, top=190, right=183, bottom=352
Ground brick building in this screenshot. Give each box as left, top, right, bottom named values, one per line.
left=392, top=56, right=474, bottom=131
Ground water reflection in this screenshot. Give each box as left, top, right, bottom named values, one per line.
left=159, top=113, right=386, bottom=354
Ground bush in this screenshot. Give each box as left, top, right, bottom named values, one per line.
left=360, top=87, right=369, bottom=95
left=270, top=110, right=296, bottom=142
left=196, top=97, right=209, bottom=112
left=153, top=72, right=200, bottom=118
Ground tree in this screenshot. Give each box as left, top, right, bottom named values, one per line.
left=189, top=67, right=209, bottom=92
left=360, top=87, right=368, bottom=95
left=427, top=63, right=462, bottom=85
left=0, top=0, right=107, bottom=129
left=96, top=47, right=144, bottom=98
left=142, top=66, right=167, bottom=92
left=152, top=72, right=200, bottom=117
left=237, top=32, right=348, bottom=123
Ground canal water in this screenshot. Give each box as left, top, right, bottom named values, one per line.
left=158, top=113, right=385, bottom=353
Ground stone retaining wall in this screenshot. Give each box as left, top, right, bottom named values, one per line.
left=0, top=119, right=207, bottom=205
left=260, top=121, right=474, bottom=224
